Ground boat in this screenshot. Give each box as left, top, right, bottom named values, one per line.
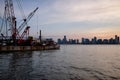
left=0, top=0, right=60, bottom=52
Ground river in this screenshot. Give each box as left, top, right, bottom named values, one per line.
left=0, top=45, right=120, bottom=80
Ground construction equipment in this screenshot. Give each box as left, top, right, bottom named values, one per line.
left=0, top=0, right=38, bottom=45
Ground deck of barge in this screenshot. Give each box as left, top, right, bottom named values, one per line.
left=0, top=45, right=60, bottom=52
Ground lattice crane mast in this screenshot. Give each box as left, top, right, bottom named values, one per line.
left=1, top=0, right=16, bottom=39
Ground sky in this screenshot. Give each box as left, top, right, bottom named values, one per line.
left=0, top=0, right=120, bottom=41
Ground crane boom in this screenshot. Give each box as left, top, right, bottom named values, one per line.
left=1, top=0, right=39, bottom=45
left=20, top=26, right=30, bottom=39
left=17, top=7, right=39, bottom=33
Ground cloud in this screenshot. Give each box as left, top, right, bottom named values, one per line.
left=2, top=0, right=120, bottom=27
left=37, top=0, right=120, bottom=25
left=1, top=0, right=120, bottom=39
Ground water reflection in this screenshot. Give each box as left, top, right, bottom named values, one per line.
left=0, top=52, right=32, bottom=80
left=0, top=45, right=120, bottom=80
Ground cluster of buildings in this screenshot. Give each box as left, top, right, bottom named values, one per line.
left=82, top=35, right=119, bottom=44
left=57, top=35, right=120, bottom=44
left=57, top=36, right=79, bottom=44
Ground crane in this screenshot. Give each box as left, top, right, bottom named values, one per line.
left=4, top=0, right=16, bottom=39
left=16, top=7, right=38, bottom=45
left=17, top=7, right=38, bottom=34
left=15, top=7, right=38, bottom=40
left=1, top=0, right=38, bottom=45
left=17, top=26, right=30, bottom=44
left=0, top=0, right=16, bottom=38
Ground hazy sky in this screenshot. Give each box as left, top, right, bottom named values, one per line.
left=0, top=0, right=120, bottom=40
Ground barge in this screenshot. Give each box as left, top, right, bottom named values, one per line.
left=0, top=0, right=60, bottom=52
left=0, top=45, right=60, bottom=52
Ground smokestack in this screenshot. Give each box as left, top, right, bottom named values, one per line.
left=39, top=30, right=41, bottom=43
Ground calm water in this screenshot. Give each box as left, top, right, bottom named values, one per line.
left=0, top=45, right=120, bottom=80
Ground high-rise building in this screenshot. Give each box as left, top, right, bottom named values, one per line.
left=103, top=39, right=109, bottom=44
left=58, top=35, right=120, bottom=44
left=63, top=35, right=67, bottom=44
left=57, top=39, right=62, bottom=44
left=82, top=38, right=85, bottom=44
left=77, top=39, right=79, bottom=44
left=91, top=37, right=97, bottom=44
left=115, top=35, right=119, bottom=44
left=109, top=38, right=115, bottom=44
left=97, top=39, right=102, bottom=44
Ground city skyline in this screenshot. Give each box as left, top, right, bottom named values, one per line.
left=0, top=0, right=120, bottom=40
left=57, top=35, right=120, bottom=44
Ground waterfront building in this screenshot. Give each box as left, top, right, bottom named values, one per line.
left=82, top=38, right=90, bottom=44
left=97, top=39, right=102, bottom=44
left=115, top=35, right=119, bottom=44
left=77, top=39, right=79, bottom=44
left=58, top=35, right=120, bottom=44
left=91, top=37, right=97, bottom=44
left=71, top=39, right=76, bottom=44
left=103, top=39, right=109, bottom=44
left=58, top=36, right=79, bottom=44
left=109, top=38, right=115, bottom=44
left=63, top=35, right=67, bottom=44
left=82, top=38, right=85, bottom=44
left=57, top=39, right=62, bottom=44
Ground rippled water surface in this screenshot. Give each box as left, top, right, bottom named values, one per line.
left=0, top=45, right=120, bottom=80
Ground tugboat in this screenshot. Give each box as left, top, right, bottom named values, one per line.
left=0, top=0, right=60, bottom=52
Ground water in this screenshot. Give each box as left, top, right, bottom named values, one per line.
left=0, top=45, right=120, bottom=80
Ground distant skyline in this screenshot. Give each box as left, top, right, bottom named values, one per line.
left=57, top=35, right=120, bottom=44
left=0, top=0, right=120, bottom=40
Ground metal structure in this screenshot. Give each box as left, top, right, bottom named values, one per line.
left=0, top=0, right=38, bottom=45
left=0, top=0, right=16, bottom=38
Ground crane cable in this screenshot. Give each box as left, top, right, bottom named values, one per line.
left=15, top=0, right=29, bottom=38
left=15, top=0, right=27, bottom=26
left=0, top=1, right=3, bottom=33
left=16, top=0, right=25, bottom=19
